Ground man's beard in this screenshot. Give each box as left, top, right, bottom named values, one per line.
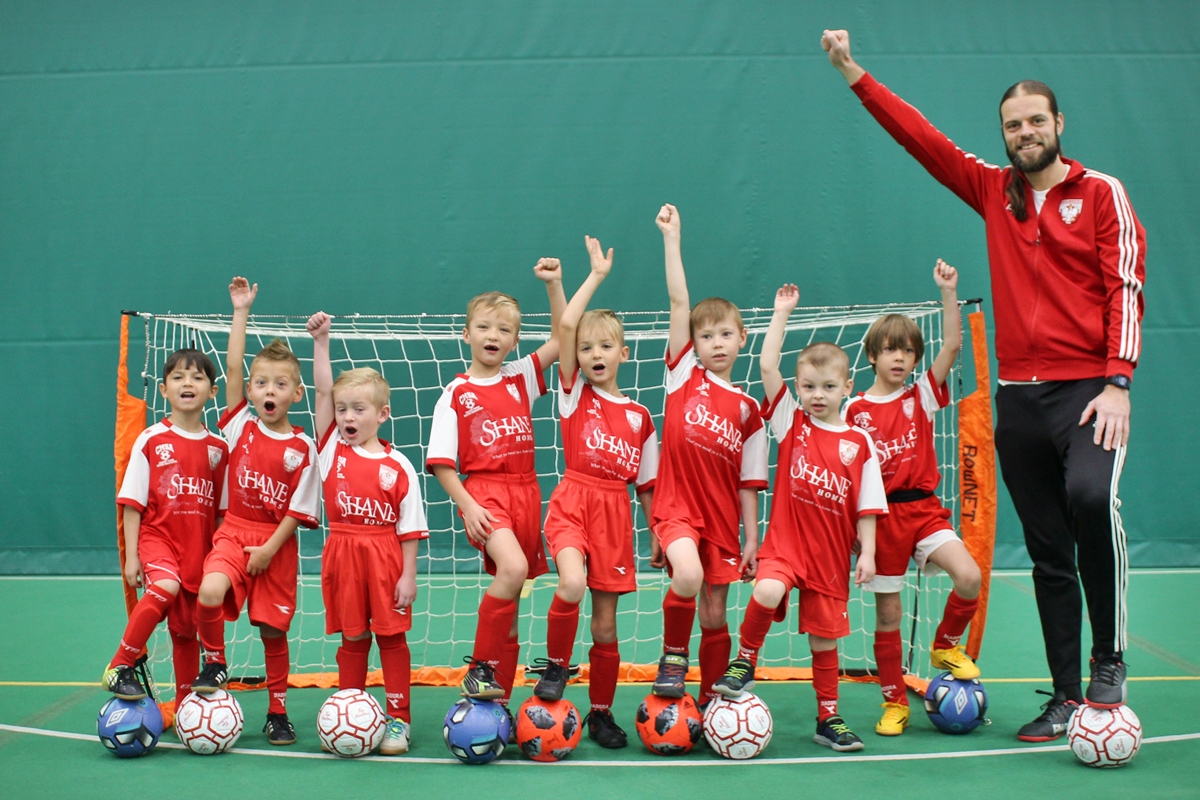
left=1007, top=134, right=1061, bottom=174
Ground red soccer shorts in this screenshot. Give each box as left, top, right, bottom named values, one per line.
left=756, top=557, right=850, bottom=639
left=654, top=518, right=743, bottom=586
left=544, top=470, right=636, bottom=594
left=138, top=533, right=187, bottom=589
left=462, top=472, right=548, bottom=579
left=203, top=514, right=298, bottom=632
left=865, top=495, right=958, bottom=594
left=322, top=523, right=412, bottom=637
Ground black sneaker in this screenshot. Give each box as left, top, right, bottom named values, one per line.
left=652, top=653, right=689, bottom=698
left=101, top=664, right=146, bottom=700
left=263, top=712, right=297, bottom=746
left=460, top=656, right=504, bottom=700
left=712, top=658, right=755, bottom=698
left=191, top=661, right=229, bottom=694
left=1017, top=690, right=1080, bottom=742
left=532, top=659, right=568, bottom=702
left=584, top=709, right=628, bottom=749
left=1085, top=656, right=1128, bottom=709
left=814, top=715, right=864, bottom=752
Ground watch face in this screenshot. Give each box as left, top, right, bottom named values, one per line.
left=1107, top=375, right=1131, bottom=390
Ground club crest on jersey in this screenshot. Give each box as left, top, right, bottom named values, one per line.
left=740, top=401, right=750, bottom=424
left=625, top=409, right=643, bottom=433
left=155, top=443, right=175, bottom=466
left=506, top=383, right=522, bottom=403
left=207, top=445, right=224, bottom=471
left=853, top=411, right=874, bottom=432
left=1059, top=198, right=1083, bottom=225
left=839, top=439, right=860, bottom=466
left=282, top=447, right=305, bottom=473
left=902, top=397, right=915, bottom=420
left=697, top=380, right=710, bottom=396
left=379, top=464, right=398, bottom=491
left=459, top=391, right=483, bottom=417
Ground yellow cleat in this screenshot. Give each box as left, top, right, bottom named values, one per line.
left=930, top=645, right=981, bottom=680
left=875, top=702, right=910, bottom=736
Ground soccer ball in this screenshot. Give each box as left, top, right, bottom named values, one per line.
left=443, top=698, right=511, bottom=764
left=515, top=696, right=582, bottom=762
left=317, top=689, right=388, bottom=757
left=175, top=690, right=244, bottom=754
left=702, top=693, right=773, bottom=760
left=1068, top=704, right=1142, bottom=768
left=97, top=697, right=164, bottom=758
left=924, top=673, right=988, bottom=734
left=634, top=693, right=704, bottom=755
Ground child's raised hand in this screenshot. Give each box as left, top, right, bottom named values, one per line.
left=774, top=283, right=800, bottom=314
left=933, top=258, right=959, bottom=291
left=306, top=311, right=332, bottom=339
left=533, top=257, right=563, bottom=283
left=229, top=276, right=258, bottom=311
left=584, top=235, right=614, bottom=277
left=821, top=29, right=853, bottom=68
left=655, top=203, right=680, bottom=237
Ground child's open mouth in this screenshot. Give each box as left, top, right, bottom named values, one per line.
left=264, top=401, right=276, bottom=413
left=484, top=345, right=499, bottom=354
left=180, top=391, right=195, bottom=400
left=344, top=426, right=358, bottom=437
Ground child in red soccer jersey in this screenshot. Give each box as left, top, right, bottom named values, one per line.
left=649, top=204, right=770, bottom=708
left=714, top=284, right=887, bottom=753
left=426, top=262, right=566, bottom=710
left=308, top=312, right=428, bottom=756
left=192, top=277, right=321, bottom=746
left=104, top=349, right=229, bottom=710
left=843, top=260, right=983, bottom=737
left=529, top=237, right=658, bottom=748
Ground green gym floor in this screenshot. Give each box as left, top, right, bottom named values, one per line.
left=2, top=571, right=1197, bottom=800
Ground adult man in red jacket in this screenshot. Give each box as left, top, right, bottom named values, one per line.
left=822, top=29, right=1145, bottom=742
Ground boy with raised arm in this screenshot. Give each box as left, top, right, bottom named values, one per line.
left=713, top=284, right=886, bottom=752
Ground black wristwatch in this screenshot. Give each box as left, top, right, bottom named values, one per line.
left=1106, top=374, right=1132, bottom=390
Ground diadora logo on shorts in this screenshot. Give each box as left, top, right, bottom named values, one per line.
left=155, top=443, right=176, bottom=466
left=838, top=439, right=860, bottom=466
left=208, top=445, right=224, bottom=471
left=626, top=410, right=643, bottom=433
left=1060, top=198, right=1083, bottom=225
left=723, top=557, right=738, bottom=566
left=459, top=391, right=484, bottom=417
left=614, top=566, right=627, bottom=575
left=379, top=464, right=398, bottom=491
left=282, top=447, right=305, bottom=473
left=506, top=384, right=522, bottom=403
left=274, top=604, right=291, bottom=615
left=902, top=397, right=915, bottom=420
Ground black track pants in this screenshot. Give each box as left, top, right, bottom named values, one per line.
left=995, top=379, right=1128, bottom=692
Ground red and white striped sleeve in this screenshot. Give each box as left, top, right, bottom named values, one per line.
left=1084, top=170, right=1146, bottom=379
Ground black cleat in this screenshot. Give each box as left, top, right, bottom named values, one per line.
left=712, top=658, right=756, bottom=698
left=1017, top=690, right=1080, bottom=742
left=263, top=712, right=297, bottom=745
left=532, top=659, right=569, bottom=702
left=459, top=656, right=504, bottom=700
left=1085, top=656, right=1128, bottom=709
left=101, top=664, right=146, bottom=700
left=584, top=709, right=628, bottom=749
left=652, top=653, right=689, bottom=698
left=814, top=715, right=864, bottom=752
left=191, top=661, right=229, bottom=694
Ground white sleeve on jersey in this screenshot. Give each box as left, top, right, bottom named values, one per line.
left=764, top=387, right=799, bottom=440
left=740, top=424, right=769, bottom=487
left=286, top=436, right=322, bottom=525
left=664, top=345, right=697, bottom=395
left=317, top=424, right=339, bottom=480
left=558, top=368, right=585, bottom=418
left=856, top=432, right=889, bottom=516
left=503, top=352, right=548, bottom=409
left=218, top=400, right=252, bottom=445
left=425, top=385, right=460, bottom=469
left=117, top=429, right=154, bottom=510
left=917, top=370, right=951, bottom=418
left=393, top=454, right=429, bottom=537
left=635, top=428, right=659, bottom=490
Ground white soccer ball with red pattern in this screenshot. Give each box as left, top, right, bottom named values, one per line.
left=1068, top=704, right=1142, bottom=768
left=317, top=689, right=387, bottom=757
left=175, top=690, right=245, bottom=754
left=702, top=692, right=773, bottom=760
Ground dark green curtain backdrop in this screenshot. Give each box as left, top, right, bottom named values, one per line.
left=2, top=1, right=1196, bottom=572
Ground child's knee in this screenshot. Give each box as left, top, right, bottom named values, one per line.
left=874, top=593, right=903, bottom=630
left=954, top=562, right=983, bottom=598
left=493, top=555, right=529, bottom=591
left=751, top=579, right=786, bottom=608
left=555, top=572, right=587, bottom=605
left=590, top=616, right=617, bottom=644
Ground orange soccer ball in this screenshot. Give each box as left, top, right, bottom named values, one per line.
left=515, top=696, right=583, bottom=762
left=634, top=693, right=704, bottom=755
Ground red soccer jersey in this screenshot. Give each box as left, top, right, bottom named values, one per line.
left=117, top=421, right=229, bottom=591
left=220, top=400, right=320, bottom=528
left=559, top=368, right=658, bottom=492
left=761, top=388, right=888, bottom=600
left=425, top=353, right=547, bottom=476
left=651, top=345, right=769, bottom=544
left=318, top=425, right=429, bottom=541
left=843, top=370, right=951, bottom=494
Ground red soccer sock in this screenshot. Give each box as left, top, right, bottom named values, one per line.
left=197, top=602, right=227, bottom=664
left=545, top=595, right=581, bottom=667
left=873, top=630, right=908, bottom=705
left=736, top=597, right=777, bottom=665
left=588, top=641, right=620, bottom=712
left=812, top=648, right=841, bottom=721
left=171, top=632, right=201, bottom=709
left=262, top=634, right=290, bottom=715
left=111, top=583, right=175, bottom=668
left=934, top=590, right=980, bottom=651
left=698, top=625, right=731, bottom=706
left=661, top=588, right=697, bottom=655
left=377, top=633, right=412, bottom=723
left=471, top=594, right=517, bottom=670
left=337, top=635, right=372, bottom=691
left=499, top=636, right=521, bottom=704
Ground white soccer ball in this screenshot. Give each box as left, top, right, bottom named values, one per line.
left=1068, top=704, right=1142, bottom=768
left=175, top=690, right=245, bottom=754
left=317, top=689, right=387, bottom=757
left=702, top=693, right=773, bottom=760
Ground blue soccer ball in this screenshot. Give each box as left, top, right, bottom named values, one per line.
left=924, top=673, right=988, bottom=734
left=443, top=698, right=511, bottom=764
left=97, top=696, right=164, bottom=757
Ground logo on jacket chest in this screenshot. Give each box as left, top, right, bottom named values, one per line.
left=1059, top=198, right=1083, bottom=225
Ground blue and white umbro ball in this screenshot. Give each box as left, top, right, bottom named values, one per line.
left=924, top=673, right=988, bottom=734
left=443, top=698, right=511, bottom=764
left=97, top=696, right=164, bottom=757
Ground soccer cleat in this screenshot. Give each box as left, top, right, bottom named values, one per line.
left=191, top=660, right=229, bottom=694
left=263, top=712, right=297, bottom=746
left=930, top=645, right=981, bottom=680
left=712, top=658, right=756, bottom=698
left=652, top=653, right=689, bottom=698
left=814, top=715, right=864, bottom=752
left=502, top=704, right=516, bottom=744
left=101, top=664, right=147, bottom=700
left=532, top=659, right=569, bottom=702
left=459, top=656, right=504, bottom=700
left=875, top=702, right=910, bottom=736
left=584, top=709, right=628, bottom=749
left=379, top=717, right=411, bottom=756
left=1016, top=690, right=1080, bottom=742
left=1085, top=656, right=1128, bottom=709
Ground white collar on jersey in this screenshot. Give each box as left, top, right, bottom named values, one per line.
left=586, top=382, right=632, bottom=404
left=339, top=435, right=391, bottom=460
left=808, top=413, right=851, bottom=433
left=251, top=417, right=298, bottom=440
left=163, top=421, right=212, bottom=440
